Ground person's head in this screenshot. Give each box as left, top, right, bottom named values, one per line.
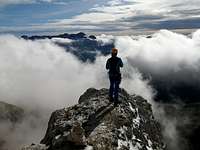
left=111, top=48, right=118, bottom=57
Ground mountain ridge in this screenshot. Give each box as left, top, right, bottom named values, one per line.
left=22, top=88, right=165, bottom=150
left=21, top=32, right=114, bottom=62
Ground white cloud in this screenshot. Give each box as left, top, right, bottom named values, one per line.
left=0, top=34, right=104, bottom=149
left=48, top=0, right=200, bottom=32
left=116, top=29, right=200, bottom=72
left=0, top=33, right=153, bottom=149
left=1, top=0, right=200, bottom=33
left=96, top=34, right=114, bottom=45
left=1, top=29, right=200, bottom=112
left=51, top=37, right=73, bottom=44
left=0, top=33, right=153, bottom=109
left=1, top=29, right=200, bottom=149
left=0, top=34, right=97, bottom=109
left=0, top=23, right=102, bottom=34
left=114, top=29, right=200, bottom=150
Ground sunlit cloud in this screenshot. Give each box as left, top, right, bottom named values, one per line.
left=37, top=0, right=200, bottom=33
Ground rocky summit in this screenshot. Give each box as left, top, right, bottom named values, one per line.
left=22, top=88, right=165, bottom=150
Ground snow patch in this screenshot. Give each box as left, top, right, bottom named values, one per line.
left=51, top=38, right=73, bottom=44
left=130, top=141, right=142, bottom=150
left=129, top=103, right=140, bottom=128
left=84, top=145, right=93, bottom=150
left=144, top=133, right=153, bottom=150
left=55, top=134, right=61, bottom=140
left=63, top=131, right=70, bottom=137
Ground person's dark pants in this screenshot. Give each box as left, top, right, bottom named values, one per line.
left=109, top=74, right=121, bottom=102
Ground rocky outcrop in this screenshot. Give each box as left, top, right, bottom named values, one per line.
left=0, top=101, right=24, bottom=123
left=23, top=88, right=165, bottom=150
left=0, top=101, right=24, bottom=149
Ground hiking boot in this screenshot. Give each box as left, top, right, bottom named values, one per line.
left=114, top=101, right=119, bottom=107
left=114, top=99, right=120, bottom=107
left=109, top=96, right=114, bottom=102
left=117, top=100, right=122, bottom=104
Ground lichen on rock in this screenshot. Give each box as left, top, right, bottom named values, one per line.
left=23, top=88, right=165, bottom=150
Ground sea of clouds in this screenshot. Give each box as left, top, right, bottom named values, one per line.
left=0, top=29, right=200, bottom=149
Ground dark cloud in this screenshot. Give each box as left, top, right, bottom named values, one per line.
left=134, top=18, right=200, bottom=30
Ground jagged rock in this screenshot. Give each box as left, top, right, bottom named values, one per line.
left=89, top=35, right=97, bottom=40
left=39, top=88, right=165, bottom=150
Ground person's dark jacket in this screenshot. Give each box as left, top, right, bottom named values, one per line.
left=106, top=56, right=123, bottom=77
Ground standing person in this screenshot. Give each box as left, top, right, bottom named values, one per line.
left=106, top=48, right=123, bottom=106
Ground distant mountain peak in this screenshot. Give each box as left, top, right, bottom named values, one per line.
left=21, top=32, right=92, bottom=41
left=21, top=32, right=114, bottom=62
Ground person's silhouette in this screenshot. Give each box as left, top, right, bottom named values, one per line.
left=106, top=48, right=123, bottom=106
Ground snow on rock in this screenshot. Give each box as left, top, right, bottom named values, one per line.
left=22, top=88, right=165, bottom=150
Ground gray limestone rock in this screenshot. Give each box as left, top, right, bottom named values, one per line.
left=39, top=88, right=165, bottom=150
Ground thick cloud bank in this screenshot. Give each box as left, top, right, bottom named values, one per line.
left=0, top=34, right=152, bottom=149
left=0, top=34, right=153, bottom=110
left=116, top=29, right=200, bottom=103
left=0, top=35, right=103, bottom=149
left=114, top=29, right=200, bottom=150
left=0, top=35, right=101, bottom=110
left=1, top=29, right=200, bottom=149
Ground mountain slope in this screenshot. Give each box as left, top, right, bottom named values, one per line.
left=0, top=101, right=24, bottom=122
left=0, top=101, right=24, bottom=149
left=22, top=88, right=165, bottom=150
left=21, top=32, right=114, bottom=62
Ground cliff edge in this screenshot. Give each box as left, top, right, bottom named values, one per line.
left=22, top=88, right=165, bottom=150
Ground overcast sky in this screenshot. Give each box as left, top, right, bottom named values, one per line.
left=0, top=0, right=200, bottom=35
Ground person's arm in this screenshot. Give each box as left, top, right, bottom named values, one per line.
left=119, top=58, right=123, bottom=68
left=106, top=59, right=110, bottom=70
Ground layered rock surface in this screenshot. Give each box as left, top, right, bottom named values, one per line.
left=23, top=88, right=165, bottom=150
